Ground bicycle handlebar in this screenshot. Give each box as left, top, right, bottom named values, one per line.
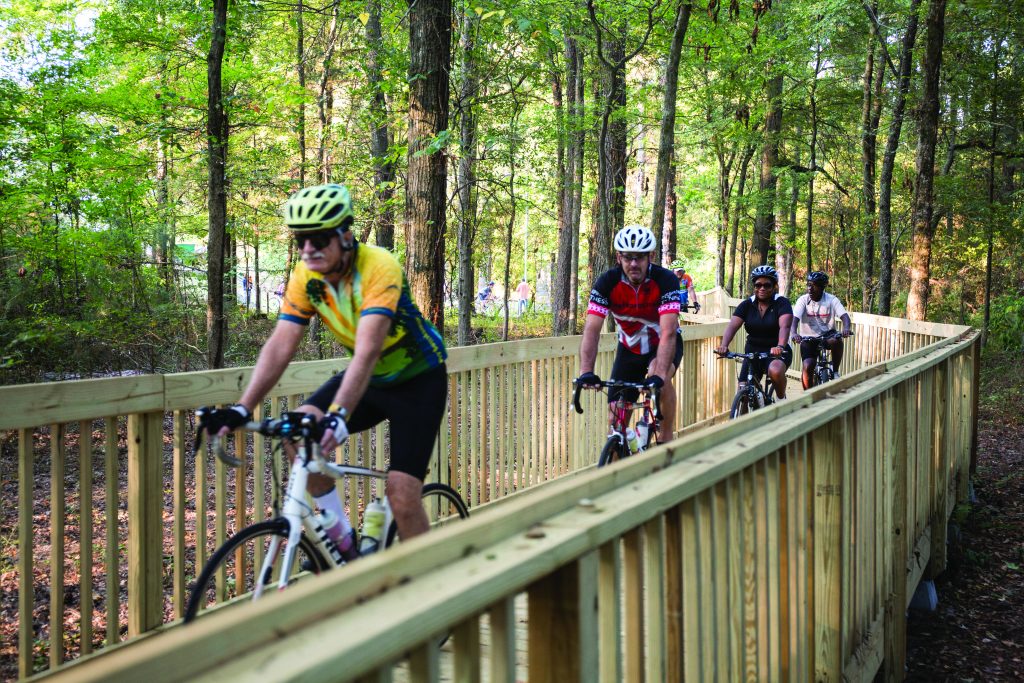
left=714, top=350, right=775, bottom=361
left=794, top=330, right=854, bottom=343
left=572, top=378, right=662, bottom=419
left=194, top=409, right=321, bottom=468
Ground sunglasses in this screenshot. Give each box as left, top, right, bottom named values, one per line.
left=619, top=253, right=649, bottom=263
left=294, top=230, right=337, bottom=250
left=752, top=281, right=774, bottom=290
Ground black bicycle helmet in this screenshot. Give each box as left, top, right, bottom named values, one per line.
left=807, top=271, right=829, bottom=286
left=284, top=184, right=355, bottom=233
left=750, top=264, right=778, bottom=282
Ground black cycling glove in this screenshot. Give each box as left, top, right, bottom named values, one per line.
left=576, top=371, right=602, bottom=388
left=318, top=412, right=350, bottom=444
left=644, top=375, right=665, bottom=390
left=199, top=404, right=251, bottom=435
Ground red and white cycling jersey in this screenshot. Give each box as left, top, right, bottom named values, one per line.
left=587, top=264, right=681, bottom=354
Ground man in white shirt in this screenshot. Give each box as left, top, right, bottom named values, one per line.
left=790, top=271, right=852, bottom=389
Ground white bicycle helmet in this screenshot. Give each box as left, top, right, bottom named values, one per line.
left=614, top=224, right=657, bottom=252
left=750, top=264, right=778, bottom=282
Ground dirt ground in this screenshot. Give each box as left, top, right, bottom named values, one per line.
left=905, top=351, right=1024, bottom=681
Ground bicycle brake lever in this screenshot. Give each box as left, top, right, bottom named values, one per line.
left=572, top=381, right=584, bottom=414
left=208, top=435, right=242, bottom=468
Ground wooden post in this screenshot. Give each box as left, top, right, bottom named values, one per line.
left=883, top=383, right=910, bottom=681
left=489, top=597, right=517, bottom=683
left=50, top=422, right=65, bottom=668
left=127, top=411, right=164, bottom=636
left=528, top=551, right=599, bottom=682
left=812, top=420, right=843, bottom=681
left=18, top=429, right=33, bottom=679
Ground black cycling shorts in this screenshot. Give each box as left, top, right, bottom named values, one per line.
left=799, top=335, right=842, bottom=363
left=607, top=333, right=684, bottom=403
left=304, top=364, right=448, bottom=481
left=739, top=343, right=793, bottom=382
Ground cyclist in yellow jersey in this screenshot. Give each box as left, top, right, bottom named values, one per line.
left=202, top=184, right=448, bottom=558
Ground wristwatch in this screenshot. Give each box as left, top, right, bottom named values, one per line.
left=327, top=404, right=349, bottom=420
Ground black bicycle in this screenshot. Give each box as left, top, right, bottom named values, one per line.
left=715, top=350, right=779, bottom=418
left=573, top=379, right=662, bottom=467
left=799, top=330, right=852, bottom=388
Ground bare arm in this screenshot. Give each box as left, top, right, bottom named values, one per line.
left=578, top=314, right=605, bottom=375
left=776, top=313, right=793, bottom=349
left=237, top=319, right=305, bottom=412
left=650, top=311, right=680, bottom=379
left=790, top=315, right=802, bottom=343
left=687, top=285, right=697, bottom=305
left=329, top=313, right=392, bottom=415
left=715, top=315, right=745, bottom=354
left=840, top=313, right=852, bottom=335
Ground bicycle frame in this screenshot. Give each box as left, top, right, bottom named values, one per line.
left=202, top=413, right=392, bottom=597
left=573, top=379, right=662, bottom=455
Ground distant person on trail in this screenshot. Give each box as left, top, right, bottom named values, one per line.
left=575, top=224, right=682, bottom=438
left=790, top=271, right=852, bottom=389
left=670, top=261, right=699, bottom=312
left=515, top=278, right=532, bottom=315
left=199, top=184, right=448, bottom=559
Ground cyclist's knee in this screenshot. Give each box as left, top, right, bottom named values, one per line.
left=307, top=472, right=335, bottom=496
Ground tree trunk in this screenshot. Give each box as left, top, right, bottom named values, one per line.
left=592, top=23, right=626, bottom=278
left=728, top=145, right=755, bottom=296
left=877, top=0, right=923, bottom=315
left=456, top=7, right=479, bottom=344
left=860, top=8, right=883, bottom=311
left=552, top=31, right=581, bottom=336
left=716, top=147, right=735, bottom=286
left=905, top=0, right=947, bottom=321
left=366, top=0, right=396, bottom=250
left=805, top=46, right=821, bottom=273
left=405, top=0, right=451, bottom=328
left=752, top=72, right=783, bottom=264
left=317, top=1, right=340, bottom=183
left=663, top=164, right=677, bottom=264
left=206, top=0, right=228, bottom=369
left=649, top=1, right=692, bottom=240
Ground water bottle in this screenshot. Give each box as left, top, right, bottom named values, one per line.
left=359, top=498, right=386, bottom=555
left=626, top=427, right=640, bottom=454
left=311, top=514, right=344, bottom=565
left=634, top=421, right=649, bottom=451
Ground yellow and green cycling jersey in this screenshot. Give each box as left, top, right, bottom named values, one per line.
left=279, top=242, right=447, bottom=387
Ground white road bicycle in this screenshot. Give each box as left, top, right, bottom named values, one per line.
left=184, top=409, right=469, bottom=623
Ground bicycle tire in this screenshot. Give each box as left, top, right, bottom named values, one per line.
left=598, top=434, right=629, bottom=467
left=384, top=483, right=470, bottom=547
left=818, top=367, right=833, bottom=386
left=184, top=518, right=327, bottom=624
left=765, top=381, right=776, bottom=405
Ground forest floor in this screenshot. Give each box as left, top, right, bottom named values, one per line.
left=905, top=350, right=1024, bottom=681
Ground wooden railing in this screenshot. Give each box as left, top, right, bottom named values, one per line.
left=36, top=316, right=979, bottom=682
left=1, top=289, right=975, bottom=679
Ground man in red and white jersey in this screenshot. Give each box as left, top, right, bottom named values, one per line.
left=576, top=225, right=682, bottom=437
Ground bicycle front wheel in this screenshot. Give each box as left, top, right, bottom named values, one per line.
left=817, top=366, right=833, bottom=386
left=184, top=518, right=327, bottom=624
left=385, top=483, right=470, bottom=547
left=598, top=434, right=629, bottom=467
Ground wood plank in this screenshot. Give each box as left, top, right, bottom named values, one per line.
left=0, top=375, right=164, bottom=430
left=173, top=411, right=187, bottom=620
left=488, top=597, right=516, bottom=683
left=127, top=412, right=164, bottom=636
left=622, top=528, right=644, bottom=681
left=80, top=419, right=94, bottom=656
left=527, top=551, right=598, bottom=681
left=51, top=422, right=66, bottom=668
left=104, top=417, right=120, bottom=646
left=408, top=641, right=439, bottom=683
left=452, top=614, right=480, bottom=683
left=664, top=506, right=683, bottom=682
left=812, top=421, right=842, bottom=680
left=598, top=540, right=621, bottom=683
left=18, top=429, right=34, bottom=679
left=644, top=517, right=665, bottom=682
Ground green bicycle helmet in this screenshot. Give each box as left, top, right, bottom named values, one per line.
left=670, top=260, right=685, bottom=270
left=283, top=184, right=354, bottom=233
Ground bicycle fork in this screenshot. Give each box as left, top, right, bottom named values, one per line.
left=253, top=456, right=319, bottom=597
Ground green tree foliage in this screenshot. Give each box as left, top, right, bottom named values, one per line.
left=1, top=0, right=1022, bottom=383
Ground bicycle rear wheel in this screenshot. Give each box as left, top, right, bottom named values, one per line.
left=817, top=366, right=834, bottom=386
left=385, top=483, right=470, bottom=547
left=184, top=518, right=327, bottom=624
left=598, top=434, right=629, bottom=467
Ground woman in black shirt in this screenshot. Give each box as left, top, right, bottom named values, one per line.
left=715, top=265, right=794, bottom=399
